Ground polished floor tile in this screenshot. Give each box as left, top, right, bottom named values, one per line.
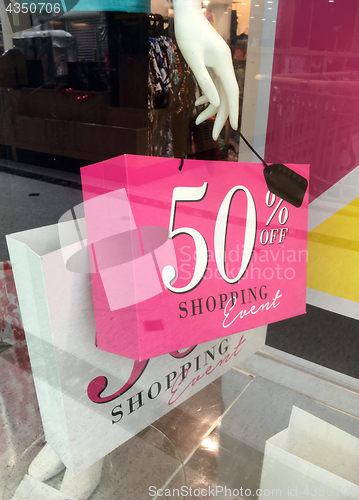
left=177, top=376, right=359, bottom=499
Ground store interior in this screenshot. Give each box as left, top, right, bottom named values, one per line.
left=0, top=0, right=253, bottom=166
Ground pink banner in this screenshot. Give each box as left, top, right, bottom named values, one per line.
left=81, top=156, right=309, bottom=360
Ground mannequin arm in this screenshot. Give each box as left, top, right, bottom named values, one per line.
left=173, top=0, right=239, bottom=140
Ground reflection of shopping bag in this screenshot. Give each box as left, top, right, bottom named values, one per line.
left=259, top=407, right=359, bottom=499
left=7, top=219, right=266, bottom=474
left=81, top=155, right=309, bottom=361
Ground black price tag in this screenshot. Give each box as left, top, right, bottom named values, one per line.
left=264, top=164, right=308, bottom=208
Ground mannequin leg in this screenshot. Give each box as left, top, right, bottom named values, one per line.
left=28, top=443, right=65, bottom=481
left=28, top=442, right=104, bottom=499
left=60, top=458, right=104, bottom=500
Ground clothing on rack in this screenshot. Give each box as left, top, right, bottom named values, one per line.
left=148, top=35, right=179, bottom=109
left=147, top=26, right=219, bottom=160
left=148, top=35, right=180, bottom=157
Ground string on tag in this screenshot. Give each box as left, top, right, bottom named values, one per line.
left=239, top=132, right=269, bottom=168
left=177, top=121, right=307, bottom=208
left=237, top=131, right=308, bottom=208
left=178, top=130, right=268, bottom=172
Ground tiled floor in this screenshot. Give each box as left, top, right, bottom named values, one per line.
left=2, top=342, right=359, bottom=500
left=0, top=159, right=83, bottom=262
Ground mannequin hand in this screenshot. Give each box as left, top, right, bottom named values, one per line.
left=195, top=69, right=234, bottom=140
left=173, top=2, right=239, bottom=140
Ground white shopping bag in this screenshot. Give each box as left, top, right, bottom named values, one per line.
left=7, top=219, right=266, bottom=475
left=259, top=407, right=359, bottom=500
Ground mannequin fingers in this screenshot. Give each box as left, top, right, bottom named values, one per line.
left=212, top=83, right=229, bottom=140
left=220, top=75, right=239, bottom=130
left=195, top=95, right=210, bottom=106
left=195, top=72, right=218, bottom=125
left=196, top=104, right=217, bottom=125
left=212, top=105, right=229, bottom=140
left=228, top=94, right=239, bottom=131
left=196, top=73, right=220, bottom=108
left=189, top=61, right=220, bottom=107
left=218, top=75, right=239, bottom=130
left=213, top=59, right=239, bottom=130
left=221, top=75, right=239, bottom=129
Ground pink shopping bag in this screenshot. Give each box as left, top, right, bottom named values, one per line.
left=81, top=155, right=309, bottom=360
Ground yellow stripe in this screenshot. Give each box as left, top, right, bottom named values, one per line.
left=307, top=197, right=359, bottom=302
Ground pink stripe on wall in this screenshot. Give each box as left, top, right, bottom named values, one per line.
left=265, top=0, right=359, bottom=202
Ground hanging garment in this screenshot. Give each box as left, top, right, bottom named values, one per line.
left=148, top=36, right=181, bottom=157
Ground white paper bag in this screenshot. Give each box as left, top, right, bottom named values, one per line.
left=259, top=407, right=359, bottom=500
left=7, top=219, right=266, bottom=475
